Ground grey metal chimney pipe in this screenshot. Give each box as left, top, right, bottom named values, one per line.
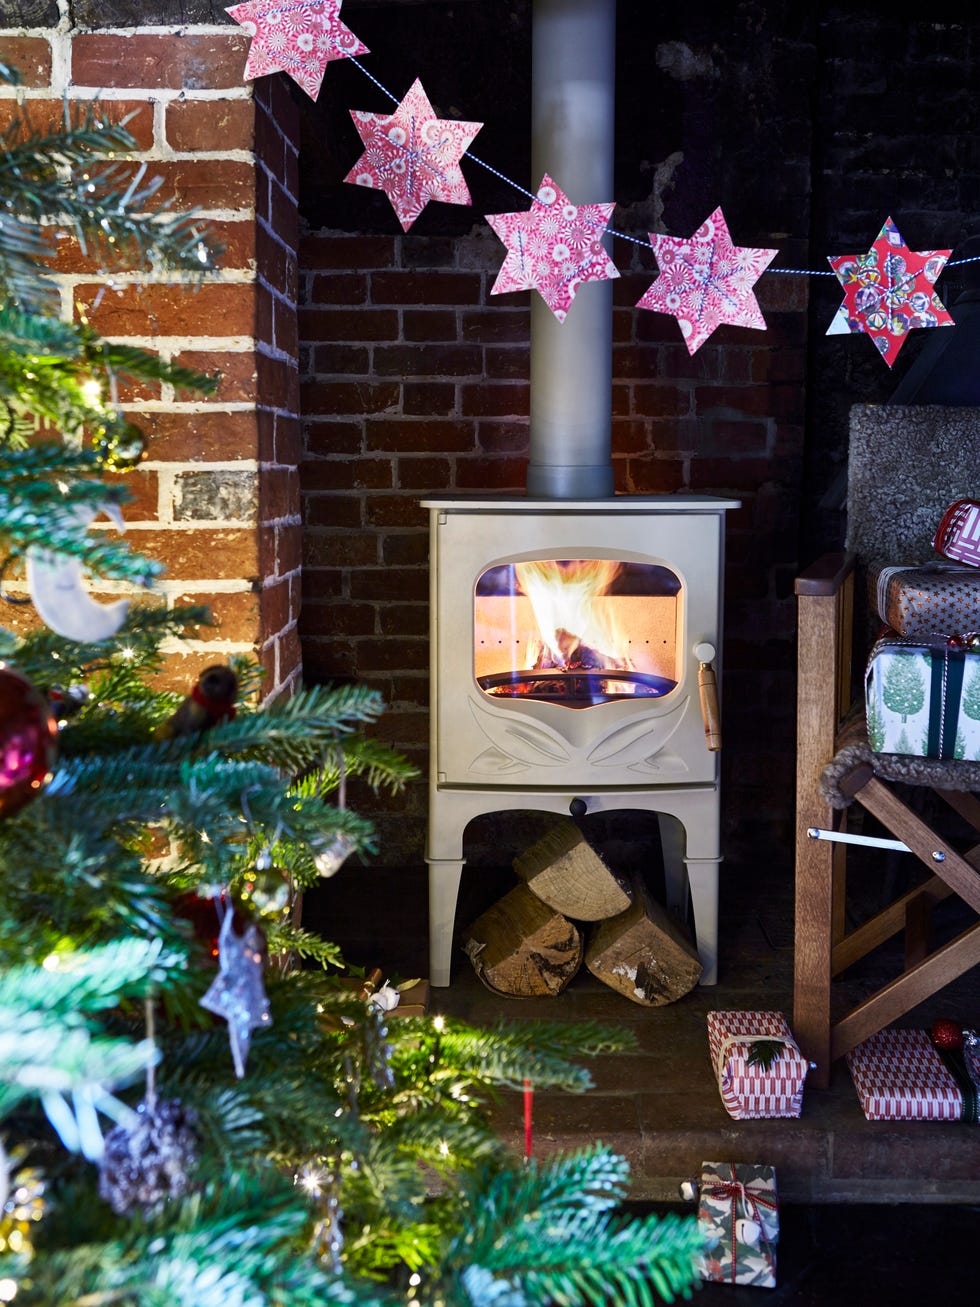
left=528, top=0, right=616, bottom=499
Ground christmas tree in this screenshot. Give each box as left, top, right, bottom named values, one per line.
left=0, top=68, right=703, bottom=1305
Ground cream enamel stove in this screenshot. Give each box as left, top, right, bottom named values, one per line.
left=424, top=493, right=737, bottom=986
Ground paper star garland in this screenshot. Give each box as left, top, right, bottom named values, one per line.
left=636, top=207, right=778, bottom=354
left=225, top=0, right=368, bottom=102
left=485, top=174, right=619, bottom=323
left=827, top=217, right=953, bottom=367
left=344, top=79, right=482, bottom=232
left=199, top=908, right=271, bottom=1078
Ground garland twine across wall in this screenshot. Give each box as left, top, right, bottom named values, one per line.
left=226, top=0, right=980, bottom=366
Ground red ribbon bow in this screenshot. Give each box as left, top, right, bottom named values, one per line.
left=704, top=1163, right=778, bottom=1283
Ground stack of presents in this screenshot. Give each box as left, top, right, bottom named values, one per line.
left=693, top=1008, right=980, bottom=1288
left=692, top=504, right=980, bottom=1288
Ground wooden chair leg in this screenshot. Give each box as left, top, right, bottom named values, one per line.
left=794, top=815, right=835, bottom=1088
left=903, top=890, right=934, bottom=969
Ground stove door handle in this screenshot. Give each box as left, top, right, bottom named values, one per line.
left=695, top=644, right=721, bottom=752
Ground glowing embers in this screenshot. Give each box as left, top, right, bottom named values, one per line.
left=474, top=559, right=680, bottom=708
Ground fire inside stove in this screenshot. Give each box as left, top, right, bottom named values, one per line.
left=474, top=558, right=681, bottom=708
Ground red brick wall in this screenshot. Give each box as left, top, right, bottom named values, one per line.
left=298, top=225, right=809, bottom=863
left=0, top=23, right=301, bottom=698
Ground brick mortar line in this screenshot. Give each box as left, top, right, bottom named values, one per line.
left=0, top=88, right=254, bottom=103
left=143, top=459, right=260, bottom=470
left=56, top=260, right=257, bottom=283
left=156, top=579, right=254, bottom=593
left=83, top=336, right=259, bottom=349
left=118, top=401, right=259, bottom=412
left=159, top=638, right=256, bottom=654
left=66, top=25, right=247, bottom=37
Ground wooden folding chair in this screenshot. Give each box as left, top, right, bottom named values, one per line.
left=793, top=404, right=980, bottom=1088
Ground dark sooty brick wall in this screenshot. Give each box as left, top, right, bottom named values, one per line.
left=294, top=1, right=980, bottom=871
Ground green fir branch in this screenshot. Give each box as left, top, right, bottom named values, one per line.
left=32, top=1174, right=378, bottom=1307
left=448, top=1148, right=704, bottom=1307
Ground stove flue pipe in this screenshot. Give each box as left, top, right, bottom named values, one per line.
left=528, top=0, right=616, bottom=499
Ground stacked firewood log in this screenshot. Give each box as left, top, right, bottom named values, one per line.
left=462, top=818, right=702, bottom=1004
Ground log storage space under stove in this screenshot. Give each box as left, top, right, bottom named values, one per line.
left=462, top=817, right=703, bottom=1003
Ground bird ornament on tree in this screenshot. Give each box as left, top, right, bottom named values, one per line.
left=154, top=665, right=238, bottom=741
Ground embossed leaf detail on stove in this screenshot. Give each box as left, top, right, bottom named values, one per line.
left=467, top=698, right=572, bottom=771
left=587, top=696, right=690, bottom=769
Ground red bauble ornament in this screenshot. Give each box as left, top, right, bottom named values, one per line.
left=931, top=1018, right=964, bottom=1051
left=0, top=666, right=58, bottom=817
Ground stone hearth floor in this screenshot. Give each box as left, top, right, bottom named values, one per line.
left=304, top=857, right=980, bottom=1209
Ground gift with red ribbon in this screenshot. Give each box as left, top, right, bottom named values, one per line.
left=696, top=1160, right=779, bottom=1289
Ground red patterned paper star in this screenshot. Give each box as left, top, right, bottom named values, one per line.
left=485, top=174, right=619, bottom=323
left=827, top=217, right=953, bottom=367
left=344, top=79, right=482, bottom=232
left=635, top=207, right=777, bottom=354
left=226, top=0, right=368, bottom=102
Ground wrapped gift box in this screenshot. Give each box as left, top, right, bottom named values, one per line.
left=874, top=563, right=980, bottom=637
left=864, top=631, right=980, bottom=760
left=697, top=1161, right=778, bottom=1289
left=847, top=1028, right=968, bottom=1121
left=934, top=499, right=980, bottom=569
left=847, top=1028, right=973, bottom=1122
left=707, top=1010, right=809, bottom=1120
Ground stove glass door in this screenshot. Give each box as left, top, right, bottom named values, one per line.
left=474, top=558, right=680, bottom=709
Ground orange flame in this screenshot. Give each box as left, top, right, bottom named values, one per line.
left=514, top=559, right=631, bottom=671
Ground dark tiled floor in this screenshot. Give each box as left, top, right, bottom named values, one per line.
left=645, top=1201, right=980, bottom=1304
left=304, top=852, right=980, bottom=1209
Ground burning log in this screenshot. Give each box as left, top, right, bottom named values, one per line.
left=585, top=874, right=702, bottom=1006
left=462, top=882, right=583, bottom=997
left=512, top=818, right=632, bottom=921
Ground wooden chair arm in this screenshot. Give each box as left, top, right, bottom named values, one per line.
left=795, top=551, right=856, bottom=598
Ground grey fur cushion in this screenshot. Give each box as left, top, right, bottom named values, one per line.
left=820, top=713, right=980, bottom=809
left=847, top=405, right=980, bottom=573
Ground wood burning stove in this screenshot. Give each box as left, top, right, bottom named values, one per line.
left=424, top=493, right=738, bottom=986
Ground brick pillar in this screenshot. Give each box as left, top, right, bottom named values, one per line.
left=0, top=22, right=301, bottom=697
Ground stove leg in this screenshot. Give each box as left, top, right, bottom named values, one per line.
left=658, top=813, right=688, bottom=916
left=686, top=857, right=721, bottom=985
left=427, top=857, right=465, bottom=987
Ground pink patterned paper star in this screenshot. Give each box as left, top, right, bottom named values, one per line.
left=636, top=207, right=778, bottom=354
left=827, top=217, right=952, bottom=367
left=485, top=174, right=619, bottom=323
left=225, top=0, right=368, bottom=102
left=344, top=79, right=482, bottom=232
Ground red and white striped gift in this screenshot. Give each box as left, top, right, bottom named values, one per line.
left=934, top=499, right=980, bottom=569
left=846, top=1027, right=963, bottom=1122
left=707, top=1011, right=809, bottom=1120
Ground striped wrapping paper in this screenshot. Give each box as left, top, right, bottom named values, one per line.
left=707, top=1011, right=808, bottom=1120
left=846, top=1028, right=964, bottom=1121
left=934, top=500, right=980, bottom=569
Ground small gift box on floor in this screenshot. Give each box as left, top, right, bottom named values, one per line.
left=846, top=1027, right=977, bottom=1122
left=697, top=1161, right=779, bottom=1289
left=707, top=1011, right=809, bottom=1120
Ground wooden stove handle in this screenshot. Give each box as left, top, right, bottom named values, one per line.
left=695, top=642, right=721, bottom=752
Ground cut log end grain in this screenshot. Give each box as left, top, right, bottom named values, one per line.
left=462, top=881, right=583, bottom=998
left=585, top=875, right=701, bottom=1006
left=512, top=818, right=632, bottom=921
